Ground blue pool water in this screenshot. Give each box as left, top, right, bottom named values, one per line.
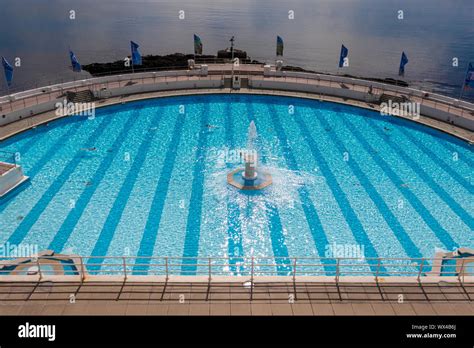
left=0, top=94, right=472, bottom=275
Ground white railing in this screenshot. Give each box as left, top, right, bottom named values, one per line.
left=0, top=256, right=471, bottom=284
left=250, top=72, right=474, bottom=120
left=0, top=69, right=215, bottom=112
left=1, top=64, right=473, bottom=122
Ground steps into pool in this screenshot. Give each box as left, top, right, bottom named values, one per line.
left=65, top=90, right=98, bottom=103
left=0, top=161, right=29, bottom=197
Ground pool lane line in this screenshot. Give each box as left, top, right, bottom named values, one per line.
left=48, top=107, right=145, bottom=253
left=86, top=106, right=173, bottom=272
left=224, top=100, right=244, bottom=275
left=6, top=115, right=114, bottom=247
left=362, top=117, right=474, bottom=231
left=444, top=142, right=474, bottom=169
left=247, top=100, right=292, bottom=276
left=0, top=121, right=83, bottom=213
left=131, top=106, right=190, bottom=275
left=180, top=104, right=212, bottom=275
left=342, top=115, right=458, bottom=251
left=374, top=114, right=474, bottom=169
left=2, top=125, right=48, bottom=162
left=0, top=117, right=71, bottom=153
left=271, top=104, right=385, bottom=275
left=313, top=112, right=422, bottom=261
left=396, top=126, right=473, bottom=192
left=374, top=114, right=474, bottom=173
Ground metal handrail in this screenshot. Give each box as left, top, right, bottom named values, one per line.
left=249, top=74, right=474, bottom=116
left=1, top=255, right=471, bottom=282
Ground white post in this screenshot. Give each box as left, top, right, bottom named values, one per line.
left=293, top=257, right=297, bottom=301
left=459, top=65, right=469, bottom=100
left=122, top=256, right=127, bottom=281
left=36, top=257, right=42, bottom=282
left=458, top=259, right=465, bottom=284
left=230, top=36, right=235, bottom=86
left=417, top=259, right=424, bottom=283
left=250, top=257, right=254, bottom=301
left=80, top=256, right=85, bottom=283
left=375, top=258, right=381, bottom=283
left=208, top=257, right=212, bottom=282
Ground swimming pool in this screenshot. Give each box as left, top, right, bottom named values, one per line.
left=0, top=94, right=472, bottom=275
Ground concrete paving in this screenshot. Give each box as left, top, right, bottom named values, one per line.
left=0, top=281, right=472, bottom=316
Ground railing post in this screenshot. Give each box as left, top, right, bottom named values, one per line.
left=35, top=257, right=42, bottom=282
left=458, top=259, right=465, bottom=284
left=375, top=258, right=381, bottom=283
left=292, top=257, right=297, bottom=283
left=208, top=257, right=212, bottom=283
left=122, top=256, right=127, bottom=281
left=80, top=256, right=85, bottom=283
left=165, top=257, right=169, bottom=282
left=250, top=257, right=254, bottom=301
left=293, top=257, right=297, bottom=301
left=417, top=259, right=424, bottom=283
left=335, top=258, right=340, bottom=284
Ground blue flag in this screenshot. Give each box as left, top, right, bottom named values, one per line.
left=463, top=62, right=474, bottom=90
left=69, top=50, right=81, bottom=72
left=276, top=36, right=284, bottom=56
left=194, top=34, right=203, bottom=55
left=399, top=52, right=409, bottom=76
left=131, top=41, right=142, bottom=66
left=2, top=57, right=13, bottom=87
left=339, top=44, right=348, bottom=68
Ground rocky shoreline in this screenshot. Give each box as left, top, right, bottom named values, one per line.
left=82, top=52, right=409, bottom=87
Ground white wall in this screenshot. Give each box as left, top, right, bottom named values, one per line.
left=1, top=77, right=222, bottom=127
left=1, top=67, right=472, bottom=133
left=249, top=78, right=474, bottom=131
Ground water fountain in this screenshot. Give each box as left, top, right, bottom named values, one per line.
left=227, top=121, right=272, bottom=190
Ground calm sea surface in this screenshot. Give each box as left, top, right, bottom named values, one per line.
left=0, top=0, right=473, bottom=100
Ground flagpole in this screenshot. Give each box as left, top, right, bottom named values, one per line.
left=337, top=44, right=345, bottom=77
left=459, top=82, right=465, bottom=100
left=131, top=41, right=135, bottom=74
left=459, top=64, right=469, bottom=100
left=276, top=37, right=279, bottom=68
left=276, top=36, right=278, bottom=68
left=337, top=45, right=340, bottom=76
left=2, top=57, right=12, bottom=95
left=230, top=36, right=235, bottom=85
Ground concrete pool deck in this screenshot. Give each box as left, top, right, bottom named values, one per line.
left=0, top=280, right=472, bottom=316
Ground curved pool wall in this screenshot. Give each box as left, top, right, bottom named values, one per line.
left=0, top=94, right=472, bottom=276
left=1, top=66, right=473, bottom=136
